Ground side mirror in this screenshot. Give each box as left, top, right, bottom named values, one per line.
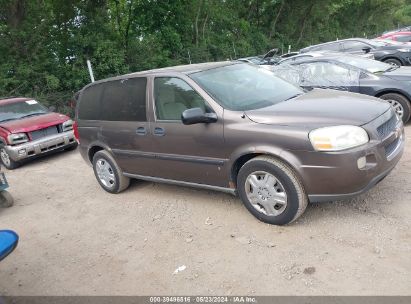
left=0, top=230, right=19, bottom=262
left=49, top=105, right=56, bottom=112
left=181, top=108, right=217, bottom=125
left=362, top=47, right=371, bottom=53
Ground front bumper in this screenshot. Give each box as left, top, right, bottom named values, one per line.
left=287, top=115, right=404, bottom=202
left=5, top=131, right=77, bottom=161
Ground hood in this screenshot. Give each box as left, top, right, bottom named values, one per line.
left=0, top=112, right=70, bottom=133
left=382, top=66, right=411, bottom=81
left=246, top=89, right=390, bottom=127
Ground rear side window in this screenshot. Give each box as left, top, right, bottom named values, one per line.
left=78, top=77, right=147, bottom=121
left=313, top=42, right=341, bottom=51
left=78, top=83, right=103, bottom=120
left=343, top=41, right=369, bottom=51
left=100, top=78, right=147, bottom=121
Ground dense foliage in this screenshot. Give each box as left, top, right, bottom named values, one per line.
left=1, top=0, right=410, bottom=115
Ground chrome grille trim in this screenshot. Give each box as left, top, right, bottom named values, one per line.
left=30, top=125, right=59, bottom=141
left=377, top=114, right=398, bottom=139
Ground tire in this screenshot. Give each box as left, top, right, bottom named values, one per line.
left=237, top=156, right=308, bottom=225
left=379, top=93, right=411, bottom=123
left=0, top=191, right=14, bottom=208
left=383, top=58, right=402, bottom=66
left=0, top=146, right=20, bottom=170
left=92, top=150, right=130, bottom=194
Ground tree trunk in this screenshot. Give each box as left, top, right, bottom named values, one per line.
left=194, top=0, right=203, bottom=46
left=269, top=0, right=284, bottom=40
left=296, top=3, right=315, bottom=46
left=202, top=13, right=208, bottom=41
left=8, top=0, right=26, bottom=29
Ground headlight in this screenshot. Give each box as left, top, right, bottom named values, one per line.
left=398, top=48, right=411, bottom=52
left=62, top=119, right=73, bottom=132
left=309, top=125, right=369, bottom=151
left=7, top=133, right=29, bottom=145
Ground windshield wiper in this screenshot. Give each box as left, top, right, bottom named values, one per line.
left=19, top=112, right=47, bottom=119
left=385, top=65, right=399, bottom=72
left=284, top=93, right=303, bottom=101
left=0, top=118, right=18, bottom=123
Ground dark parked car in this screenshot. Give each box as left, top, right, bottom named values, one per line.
left=238, top=49, right=282, bottom=66
left=76, top=62, right=404, bottom=225
left=300, top=38, right=411, bottom=66
left=272, top=54, right=411, bottom=123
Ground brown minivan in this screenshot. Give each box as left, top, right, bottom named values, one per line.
left=76, top=62, right=405, bottom=225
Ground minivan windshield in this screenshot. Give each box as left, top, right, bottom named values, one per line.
left=190, top=63, right=304, bottom=111
left=0, top=100, right=48, bottom=123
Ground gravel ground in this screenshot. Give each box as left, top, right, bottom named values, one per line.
left=0, top=125, right=410, bottom=296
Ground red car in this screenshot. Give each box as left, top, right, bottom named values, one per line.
left=378, top=31, right=411, bottom=43
left=0, top=97, right=78, bottom=169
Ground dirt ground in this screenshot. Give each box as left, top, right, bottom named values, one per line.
left=0, top=125, right=410, bottom=296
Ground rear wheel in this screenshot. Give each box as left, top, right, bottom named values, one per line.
left=379, top=93, right=411, bottom=123
left=92, top=150, right=130, bottom=193
left=0, top=147, right=20, bottom=170
left=383, top=58, right=402, bottom=66
left=237, top=156, right=308, bottom=225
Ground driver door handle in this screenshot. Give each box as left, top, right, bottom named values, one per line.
left=136, top=127, right=147, bottom=136
left=154, top=127, right=165, bottom=136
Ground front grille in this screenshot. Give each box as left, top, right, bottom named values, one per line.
left=377, top=114, right=397, bottom=139
left=385, top=137, right=400, bottom=157
left=30, top=125, right=59, bottom=141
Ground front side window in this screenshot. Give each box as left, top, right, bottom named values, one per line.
left=0, top=100, right=48, bottom=122
left=154, top=77, right=209, bottom=120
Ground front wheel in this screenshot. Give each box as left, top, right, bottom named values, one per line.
left=383, top=58, right=402, bottom=67
left=0, top=147, right=20, bottom=170
left=379, top=93, right=411, bottom=123
left=92, top=150, right=130, bottom=194
left=237, top=156, right=308, bottom=225
left=0, top=191, right=14, bottom=208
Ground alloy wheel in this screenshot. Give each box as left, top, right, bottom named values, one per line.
left=387, top=99, right=404, bottom=119
left=0, top=149, right=11, bottom=167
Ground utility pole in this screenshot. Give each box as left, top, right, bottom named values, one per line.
left=188, top=50, right=192, bottom=64
left=232, top=42, right=237, bottom=59
left=87, top=60, right=95, bottom=83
